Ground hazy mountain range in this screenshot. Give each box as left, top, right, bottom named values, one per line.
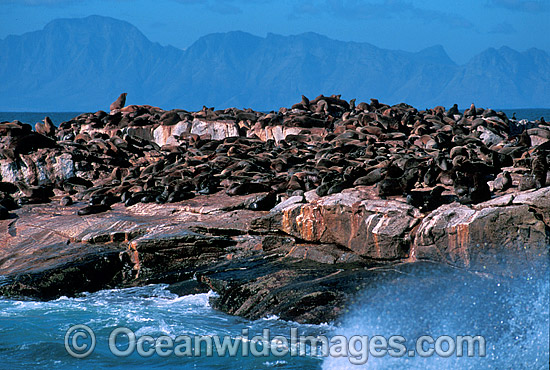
left=1, top=15, right=548, bottom=112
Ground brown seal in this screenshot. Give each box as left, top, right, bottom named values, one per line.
left=532, top=151, right=548, bottom=189
left=493, top=171, right=512, bottom=192
left=110, top=93, right=127, bottom=111
left=35, top=116, right=56, bottom=137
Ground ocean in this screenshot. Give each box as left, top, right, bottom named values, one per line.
left=1, top=109, right=549, bottom=369
left=0, top=112, right=83, bottom=127
left=0, top=261, right=548, bottom=369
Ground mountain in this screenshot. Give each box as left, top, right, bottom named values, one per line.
left=0, top=16, right=183, bottom=111
left=1, top=15, right=548, bottom=111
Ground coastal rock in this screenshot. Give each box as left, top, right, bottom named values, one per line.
left=153, top=120, right=191, bottom=146
left=0, top=151, right=75, bottom=185
left=1, top=96, right=549, bottom=325
left=414, top=192, right=550, bottom=274
left=258, top=188, right=417, bottom=259
left=190, top=119, right=239, bottom=141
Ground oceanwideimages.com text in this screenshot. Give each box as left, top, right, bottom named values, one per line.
left=65, top=325, right=486, bottom=364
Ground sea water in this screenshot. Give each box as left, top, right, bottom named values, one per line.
left=0, top=285, right=331, bottom=369
left=0, top=259, right=548, bottom=370
left=0, top=112, right=82, bottom=127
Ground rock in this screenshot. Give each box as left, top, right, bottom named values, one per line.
left=198, top=256, right=378, bottom=324
left=153, top=120, right=191, bottom=146
left=190, top=119, right=239, bottom=140
left=261, top=189, right=417, bottom=259
left=270, top=195, right=305, bottom=213
left=414, top=199, right=549, bottom=275
left=477, top=125, right=504, bottom=146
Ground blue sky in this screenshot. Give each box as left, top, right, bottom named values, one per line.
left=0, top=0, right=548, bottom=64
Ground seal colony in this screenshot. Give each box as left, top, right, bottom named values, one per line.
left=1, top=94, right=549, bottom=323
left=1, top=93, right=548, bottom=219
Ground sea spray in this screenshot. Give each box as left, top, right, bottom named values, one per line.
left=322, top=258, right=549, bottom=369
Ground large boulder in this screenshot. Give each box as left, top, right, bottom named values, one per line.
left=414, top=188, right=550, bottom=274
left=258, top=188, right=418, bottom=259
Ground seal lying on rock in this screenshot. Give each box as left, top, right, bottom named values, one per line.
left=60, top=196, right=73, bottom=206
left=406, top=185, right=446, bottom=212
left=0, top=205, right=10, bottom=220
left=15, top=182, right=53, bottom=204
left=5, top=93, right=548, bottom=220
left=77, top=204, right=111, bottom=216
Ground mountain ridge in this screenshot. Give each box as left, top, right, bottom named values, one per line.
left=1, top=15, right=548, bottom=111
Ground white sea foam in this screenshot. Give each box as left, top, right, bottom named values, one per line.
left=322, top=259, right=550, bottom=370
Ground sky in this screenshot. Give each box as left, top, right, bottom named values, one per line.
left=0, top=0, right=548, bottom=64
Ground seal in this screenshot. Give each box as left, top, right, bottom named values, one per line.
left=110, top=93, right=127, bottom=111
left=77, top=204, right=111, bottom=216
left=43, top=116, right=56, bottom=137
left=406, top=185, right=445, bottom=212
left=0, top=195, right=17, bottom=211
left=60, top=196, right=73, bottom=206
left=493, top=171, right=512, bottom=192
left=518, top=174, right=536, bottom=191
left=0, top=205, right=9, bottom=220
left=0, top=181, right=18, bottom=194
left=247, top=191, right=277, bottom=211
left=452, top=161, right=492, bottom=204
left=531, top=151, right=548, bottom=189
left=517, top=130, right=531, bottom=147
left=35, top=116, right=56, bottom=137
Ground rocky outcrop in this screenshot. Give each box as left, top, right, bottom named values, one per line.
left=254, top=189, right=418, bottom=259
left=1, top=95, right=549, bottom=324
left=413, top=188, right=550, bottom=275
left=1, top=184, right=548, bottom=323
left=153, top=119, right=240, bottom=146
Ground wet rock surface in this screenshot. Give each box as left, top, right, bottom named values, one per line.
left=1, top=95, right=549, bottom=323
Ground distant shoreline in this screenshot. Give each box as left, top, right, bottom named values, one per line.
left=1, top=108, right=549, bottom=127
